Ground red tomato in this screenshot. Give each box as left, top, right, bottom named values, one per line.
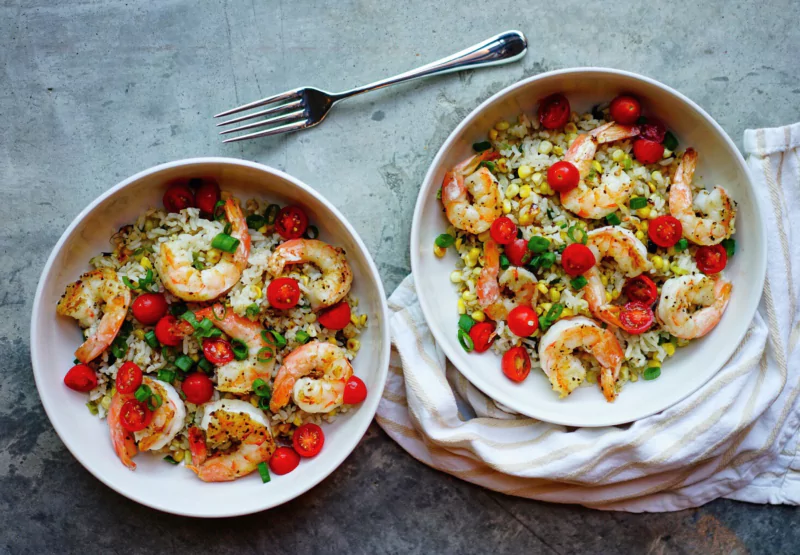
left=154, top=315, right=193, bottom=347
left=469, top=322, right=496, bottom=353
left=619, top=301, right=655, bottom=334
left=501, top=346, right=531, bottom=382
left=609, top=95, right=642, bottom=125
left=640, top=118, right=667, bottom=143
left=119, top=399, right=152, bottom=432
left=269, top=446, right=301, bottom=475
left=343, top=376, right=368, bottom=404
left=131, top=293, right=168, bottom=325
left=293, top=423, right=325, bottom=458
left=547, top=161, right=580, bottom=193
left=695, top=244, right=728, bottom=274
left=182, top=373, right=214, bottom=404
left=267, top=277, right=301, bottom=310
left=64, top=364, right=98, bottom=392
left=561, top=243, right=596, bottom=276
left=318, top=302, right=351, bottom=330
left=633, top=139, right=665, bottom=164
left=116, top=362, right=143, bottom=395
left=202, top=338, right=234, bottom=365
left=163, top=183, right=194, bottom=213
left=648, top=215, right=683, bottom=248
left=275, top=206, right=309, bottom=240
left=194, top=179, right=221, bottom=215
left=623, top=275, right=658, bottom=306
left=507, top=306, right=538, bottom=337
left=490, top=217, right=517, bottom=245
left=538, top=93, right=571, bottom=129
left=505, top=238, right=532, bottom=267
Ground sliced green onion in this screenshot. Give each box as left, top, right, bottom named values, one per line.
left=256, top=347, right=274, bottom=362
left=265, top=204, right=280, bottom=225
left=722, top=238, right=736, bottom=257
left=198, top=357, right=214, bottom=373
left=181, top=311, right=199, bottom=328
left=86, top=402, right=99, bottom=416
left=258, top=396, right=271, bottom=410
left=457, top=328, right=474, bottom=353
left=157, top=369, right=176, bottom=383
left=623, top=158, right=633, bottom=170
left=545, top=303, right=564, bottom=322
left=253, top=378, right=271, bottom=397
left=122, top=276, right=137, bottom=289
left=296, top=330, right=311, bottom=344
left=197, top=318, right=214, bottom=334
left=257, top=461, right=271, bottom=483
left=436, top=188, right=442, bottom=200
left=192, top=252, right=204, bottom=271
left=674, top=238, right=689, bottom=252
left=458, top=314, right=475, bottom=333
left=223, top=222, right=232, bottom=236
left=144, top=330, right=159, bottom=349
left=270, top=330, right=287, bottom=349
left=538, top=252, right=556, bottom=269
left=435, top=234, right=455, bottom=248
left=528, top=236, right=550, bottom=253
left=499, top=254, right=510, bottom=270
left=663, top=131, right=679, bottom=151
left=169, top=302, right=188, bottom=316
left=305, top=225, right=319, bottom=239
left=211, top=233, right=240, bottom=253
left=110, top=338, right=128, bottom=360
left=121, top=321, right=133, bottom=335
left=73, top=358, right=81, bottom=364
left=567, top=225, right=588, bottom=245
left=246, top=214, right=267, bottom=230
left=472, top=141, right=492, bottom=152
left=163, top=455, right=179, bottom=465
left=134, top=384, right=152, bottom=402
left=644, top=366, right=661, bottom=380
left=213, top=200, right=226, bottom=221
left=212, top=304, right=227, bottom=321
left=162, top=346, right=176, bottom=362
left=529, top=255, right=541, bottom=269
left=245, top=303, right=260, bottom=318
left=606, top=212, right=621, bottom=226
left=174, top=355, right=194, bottom=372
left=147, top=393, right=162, bottom=411
left=570, top=275, right=588, bottom=289
left=479, top=160, right=496, bottom=172
left=231, top=339, right=249, bottom=361
left=630, top=197, right=648, bottom=210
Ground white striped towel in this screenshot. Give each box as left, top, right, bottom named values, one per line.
left=376, top=123, right=800, bottom=512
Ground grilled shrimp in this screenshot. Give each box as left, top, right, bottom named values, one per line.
left=476, top=239, right=538, bottom=321
left=656, top=275, right=732, bottom=339
left=56, top=268, right=131, bottom=363
left=441, top=151, right=502, bottom=234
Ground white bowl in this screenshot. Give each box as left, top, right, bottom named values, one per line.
left=31, top=158, right=390, bottom=517
left=411, top=68, right=766, bottom=427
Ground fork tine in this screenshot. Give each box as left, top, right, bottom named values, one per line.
left=216, top=99, right=304, bottom=127
left=213, top=88, right=303, bottom=118
left=218, top=110, right=307, bottom=136
left=222, top=120, right=310, bottom=143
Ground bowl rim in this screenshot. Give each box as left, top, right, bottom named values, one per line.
left=30, top=157, right=391, bottom=517
left=410, top=66, right=767, bottom=426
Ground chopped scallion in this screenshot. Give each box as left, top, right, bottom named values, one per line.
left=528, top=236, right=550, bottom=253
left=538, top=252, right=556, bottom=269
left=157, top=369, right=176, bottom=383
left=458, top=314, right=475, bottom=333
left=257, top=347, right=274, bottom=362
left=644, top=367, right=661, bottom=380
left=245, top=303, right=260, bottom=318
left=231, top=339, right=249, bottom=361
left=606, top=212, right=621, bottom=226
left=211, top=233, right=240, bottom=253
left=663, top=131, right=679, bottom=151
left=257, top=461, right=271, bottom=483
left=174, top=355, right=194, bottom=372
left=457, top=328, right=474, bottom=353
left=567, top=225, right=588, bottom=245
left=198, top=357, right=214, bottom=373
left=499, top=254, right=510, bottom=270
left=570, top=275, right=588, bottom=289
left=435, top=234, right=455, bottom=248
left=253, top=378, right=271, bottom=398
left=265, top=204, right=280, bottom=225
left=722, top=238, right=736, bottom=257
left=296, top=330, right=311, bottom=344
left=630, top=197, right=648, bottom=210
left=472, top=141, right=492, bottom=152
left=479, top=160, right=496, bottom=172
left=147, top=393, right=162, bottom=411
left=674, top=238, right=689, bottom=252
left=246, top=214, right=267, bottom=230
left=144, top=330, right=159, bottom=349
left=623, top=157, right=633, bottom=170
left=134, top=384, right=152, bottom=402
left=270, top=330, right=287, bottom=349
left=163, top=455, right=179, bottom=465
left=169, top=302, right=188, bottom=316
left=213, top=200, right=226, bottom=221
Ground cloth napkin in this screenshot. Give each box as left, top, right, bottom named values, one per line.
left=376, top=123, right=800, bottom=512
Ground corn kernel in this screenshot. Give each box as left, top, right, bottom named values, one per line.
left=101, top=395, right=112, bottom=410
left=532, top=172, right=544, bottom=185
left=250, top=284, right=262, bottom=298
left=505, top=183, right=520, bottom=198
left=633, top=230, right=644, bottom=241
left=502, top=199, right=512, bottom=214
left=346, top=338, right=361, bottom=352
left=455, top=237, right=463, bottom=250
left=540, top=302, right=552, bottom=312
left=495, top=121, right=510, bottom=131
left=462, top=291, right=477, bottom=301
left=651, top=255, right=663, bottom=270
left=612, top=149, right=626, bottom=162
left=549, top=288, right=561, bottom=302
left=651, top=170, right=663, bottom=183
left=434, top=244, right=446, bottom=257
left=565, top=122, right=578, bottom=134
left=518, top=212, right=534, bottom=226
left=496, top=158, right=508, bottom=173
left=133, top=329, right=145, bottom=340
left=518, top=165, right=533, bottom=179
left=250, top=396, right=259, bottom=407
left=305, top=313, right=317, bottom=323
left=350, top=314, right=360, bottom=326
left=489, top=129, right=498, bottom=141
left=360, top=314, right=368, bottom=326
left=537, top=282, right=549, bottom=295
left=457, top=299, right=466, bottom=314
left=637, top=206, right=651, bottom=218
left=327, top=337, right=338, bottom=345
left=471, top=310, right=485, bottom=322
left=664, top=343, right=676, bottom=357
left=293, top=415, right=303, bottom=426
left=553, top=146, right=564, bottom=156
left=538, top=140, right=553, bottom=154
left=671, top=264, right=689, bottom=275
left=173, top=450, right=184, bottom=462
left=600, top=274, right=609, bottom=286
left=561, top=308, right=573, bottom=318
left=663, top=148, right=673, bottom=159
left=190, top=353, right=200, bottom=362
left=605, top=291, right=613, bottom=303
left=592, top=160, right=603, bottom=173
left=535, top=306, right=544, bottom=315
left=519, top=185, right=532, bottom=199
left=612, top=290, right=621, bottom=300
left=258, top=225, right=268, bottom=233
left=641, top=220, right=649, bottom=232
left=648, top=182, right=656, bottom=193
left=566, top=133, right=577, bottom=144
left=140, top=257, right=152, bottom=270
left=477, top=231, right=491, bottom=243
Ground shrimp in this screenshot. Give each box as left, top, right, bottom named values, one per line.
left=476, top=239, right=538, bottom=321
left=156, top=196, right=251, bottom=302
left=441, top=151, right=502, bottom=234
left=56, top=268, right=132, bottom=363
left=194, top=304, right=278, bottom=394
left=187, top=400, right=276, bottom=482
left=270, top=341, right=353, bottom=414
left=107, top=393, right=138, bottom=470
left=538, top=316, right=625, bottom=402
left=560, top=122, right=641, bottom=219
left=582, top=226, right=652, bottom=328
left=656, top=275, right=732, bottom=339
left=669, top=148, right=735, bottom=245
left=267, top=239, right=352, bottom=311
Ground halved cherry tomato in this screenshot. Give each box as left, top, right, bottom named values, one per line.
left=318, top=301, right=351, bottom=330
left=619, top=301, right=655, bottom=334
left=343, top=376, right=368, bottom=404
left=116, top=362, right=143, bottom=394
left=623, top=275, right=658, bottom=306
left=609, top=95, right=641, bottom=125
left=695, top=244, right=728, bottom=274
left=194, top=178, right=221, bottom=215
left=538, top=93, right=571, bottom=129
left=269, top=446, right=301, bottom=475
left=507, top=306, right=538, bottom=337
left=561, top=243, right=596, bottom=276
left=469, top=321, right=496, bottom=353
left=182, top=372, right=214, bottom=404
left=154, top=315, right=193, bottom=347
left=505, top=238, right=532, bottom=267
left=64, top=364, right=98, bottom=392
left=293, top=423, right=325, bottom=458
left=640, top=118, right=667, bottom=143
left=202, top=338, right=234, bottom=365
left=633, top=139, right=665, bottom=164
left=490, top=217, right=517, bottom=245
left=119, top=399, right=152, bottom=432
left=163, top=183, right=194, bottom=213
left=275, top=206, right=309, bottom=240
left=267, top=277, right=301, bottom=309
left=648, top=215, right=683, bottom=248
left=131, top=292, right=168, bottom=325
left=501, top=346, right=531, bottom=382
left=547, top=161, right=580, bottom=193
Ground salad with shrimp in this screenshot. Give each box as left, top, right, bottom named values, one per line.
left=435, top=93, right=737, bottom=402
left=56, top=178, right=370, bottom=481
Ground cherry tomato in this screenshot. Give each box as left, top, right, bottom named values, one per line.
left=194, top=178, right=221, bottom=215
left=619, top=301, right=655, bottom=334
left=154, top=315, right=193, bottom=347
left=547, top=161, right=581, bottom=193
left=648, top=215, right=683, bottom=248
left=538, top=93, right=571, bottom=129
left=490, top=217, right=517, bottom=245
left=609, top=95, right=642, bottom=125
left=267, top=277, right=301, bottom=310
left=505, top=238, right=532, bottom=267
left=119, top=399, right=152, bottom=432
left=623, top=275, right=658, bottom=306
left=561, top=243, right=596, bottom=276
left=506, top=306, right=538, bottom=337
left=695, top=244, right=728, bottom=274
left=640, top=118, right=667, bottom=143
left=131, top=292, right=168, bottom=325
left=275, top=206, right=309, bottom=240
left=163, top=183, right=194, bottom=213
left=63, top=364, right=98, bottom=392
left=269, top=446, right=301, bottom=475
left=182, top=372, right=214, bottom=404
left=343, top=376, right=368, bottom=404
left=469, top=321, right=496, bottom=353
left=633, top=139, right=665, bottom=165
left=116, top=362, right=143, bottom=395
left=202, top=338, right=234, bottom=365
left=318, top=301, right=351, bottom=330
left=501, top=346, right=531, bottom=382
left=293, top=423, right=325, bottom=458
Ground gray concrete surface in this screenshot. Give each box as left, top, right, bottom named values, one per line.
left=2, top=0, right=799, bottom=553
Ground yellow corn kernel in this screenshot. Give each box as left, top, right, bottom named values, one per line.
left=471, top=310, right=485, bottom=322
left=360, top=314, right=368, bottom=326
left=489, top=129, right=499, bottom=141
left=519, top=185, right=532, bottom=198
left=612, top=290, right=621, bottom=300
left=101, top=395, right=112, bottom=410
left=566, top=133, right=577, bottom=145
left=462, top=291, right=477, bottom=302
left=305, top=313, right=317, bottom=323
left=600, top=274, right=609, bottom=286
left=532, top=172, right=544, bottom=185
left=663, top=148, right=673, bottom=159
left=293, top=414, right=303, bottom=426
left=538, top=140, right=553, bottom=154
left=641, top=220, right=649, bottom=232
left=258, top=225, right=268, bottom=233
left=477, top=231, right=491, bottom=243
left=637, top=206, right=651, bottom=218
left=611, top=149, right=626, bottom=162
left=502, top=199, right=512, bottom=214
left=540, top=302, right=552, bottom=312
left=495, top=121, right=510, bottom=131
left=651, top=255, right=663, bottom=270
left=549, top=288, right=561, bottom=302
left=350, top=314, right=360, bottom=326
left=173, top=450, right=184, bottom=462
left=605, top=291, right=613, bottom=303
left=434, top=244, right=446, bottom=258
left=190, top=353, right=200, bottom=363
left=517, top=165, right=533, bottom=179
left=496, top=158, right=508, bottom=173
left=140, top=257, right=152, bottom=270
left=553, top=145, right=564, bottom=156
left=518, top=212, right=534, bottom=226
left=505, top=183, right=520, bottom=198
left=346, top=338, right=361, bottom=352
left=250, top=284, right=262, bottom=298
left=651, top=170, right=663, bottom=183
left=464, top=257, right=476, bottom=268
left=457, top=299, right=466, bottom=314
left=133, top=329, right=145, bottom=340
left=454, top=237, right=463, bottom=250
left=635, top=230, right=645, bottom=241
left=671, top=264, right=689, bottom=276
left=537, top=282, right=549, bottom=295
left=664, top=343, right=676, bottom=357
left=648, top=181, right=656, bottom=193
left=592, top=160, right=603, bottom=173
left=565, top=122, right=578, bottom=134
left=249, top=396, right=260, bottom=407
left=207, top=250, right=221, bottom=265
left=561, top=308, right=573, bottom=318
left=535, top=306, right=544, bottom=316
left=327, top=337, right=338, bottom=346
left=469, top=247, right=481, bottom=259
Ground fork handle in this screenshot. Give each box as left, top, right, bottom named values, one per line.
left=333, top=30, right=527, bottom=101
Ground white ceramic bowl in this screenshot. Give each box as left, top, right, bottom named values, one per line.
left=411, top=68, right=766, bottom=427
left=31, top=158, right=390, bottom=516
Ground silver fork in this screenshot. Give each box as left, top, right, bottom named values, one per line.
left=214, top=30, right=527, bottom=143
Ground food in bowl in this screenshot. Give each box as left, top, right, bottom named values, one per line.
left=56, top=178, right=370, bottom=482
left=435, top=92, right=737, bottom=402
